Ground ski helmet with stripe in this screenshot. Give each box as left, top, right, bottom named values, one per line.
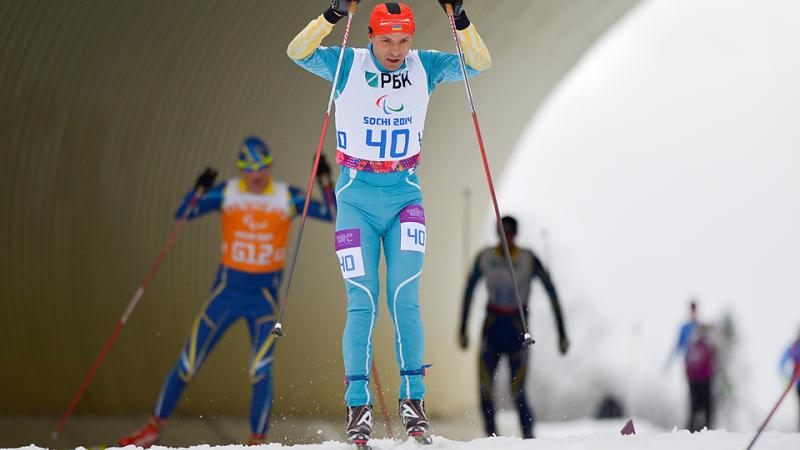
left=369, top=2, right=415, bottom=37
left=238, top=136, right=272, bottom=172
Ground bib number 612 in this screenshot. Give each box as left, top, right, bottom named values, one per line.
left=232, top=241, right=274, bottom=266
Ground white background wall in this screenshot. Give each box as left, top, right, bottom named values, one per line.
left=493, top=0, right=800, bottom=431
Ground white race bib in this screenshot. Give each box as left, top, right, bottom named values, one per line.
left=399, top=205, right=426, bottom=253
left=334, top=49, right=430, bottom=163
left=336, top=228, right=366, bottom=279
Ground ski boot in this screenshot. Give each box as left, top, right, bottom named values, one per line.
left=346, top=405, right=373, bottom=450
left=118, top=417, right=163, bottom=448
left=247, top=433, right=268, bottom=445
left=399, top=399, right=432, bottom=445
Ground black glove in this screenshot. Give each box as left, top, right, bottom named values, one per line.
left=326, top=0, right=360, bottom=22
left=438, top=0, right=470, bottom=30
left=194, top=167, right=218, bottom=192
left=558, top=335, right=570, bottom=355
left=438, top=0, right=464, bottom=16
left=317, top=153, right=331, bottom=178
left=458, top=330, right=469, bottom=350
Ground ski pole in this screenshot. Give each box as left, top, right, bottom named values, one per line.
left=271, top=0, right=358, bottom=338
left=370, top=362, right=394, bottom=437
left=462, top=188, right=472, bottom=276
left=745, top=362, right=800, bottom=450
left=319, top=175, right=394, bottom=437
left=53, top=187, right=206, bottom=439
left=444, top=2, right=534, bottom=346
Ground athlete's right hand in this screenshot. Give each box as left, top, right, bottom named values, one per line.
left=330, top=0, right=360, bottom=15
left=458, top=331, right=469, bottom=350
left=195, top=167, right=218, bottom=191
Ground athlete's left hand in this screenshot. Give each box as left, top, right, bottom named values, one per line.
left=558, top=335, right=570, bottom=354
left=317, top=153, right=331, bottom=178
left=437, top=0, right=464, bottom=16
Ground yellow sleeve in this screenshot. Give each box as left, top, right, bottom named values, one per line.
left=458, top=24, right=492, bottom=72
left=287, top=15, right=335, bottom=61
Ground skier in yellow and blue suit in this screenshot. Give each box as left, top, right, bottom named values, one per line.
left=288, top=0, right=491, bottom=445
left=119, top=137, right=333, bottom=447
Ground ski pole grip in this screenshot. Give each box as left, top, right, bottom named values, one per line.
left=348, top=0, right=358, bottom=14
left=445, top=2, right=454, bottom=16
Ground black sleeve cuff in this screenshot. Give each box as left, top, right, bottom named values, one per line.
left=454, top=10, right=471, bottom=30
left=323, top=7, right=345, bottom=24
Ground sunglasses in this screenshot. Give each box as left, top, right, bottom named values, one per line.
left=237, top=159, right=271, bottom=171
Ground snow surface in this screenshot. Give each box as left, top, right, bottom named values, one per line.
left=163, top=431, right=798, bottom=450
left=489, top=0, right=800, bottom=433
left=15, top=430, right=800, bottom=450
left=9, top=418, right=800, bottom=449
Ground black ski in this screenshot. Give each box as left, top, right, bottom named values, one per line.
left=350, top=433, right=371, bottom=450
left=408, top=427, right=433, bottom=445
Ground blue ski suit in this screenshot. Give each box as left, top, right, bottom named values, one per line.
left=289, top=13, right=490, bottom=406
left=153, top=179, right=331, bottom=436
left=676, top=320, right=698, bottom=356
left=780, top=339, right=800, bottom=430
left=780, top=340, right=800, bottom=388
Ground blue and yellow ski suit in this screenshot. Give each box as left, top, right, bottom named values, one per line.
left=153, top=178, right=331, bottom=436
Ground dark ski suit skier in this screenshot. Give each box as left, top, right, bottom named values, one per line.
left=460, top=216, right=569, bottom=439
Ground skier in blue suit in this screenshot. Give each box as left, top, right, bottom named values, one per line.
left=675, top=301, right=699, bottom=357
left=780, top=328, right=800, bottom=431
left=288, top=0, right=491, bottom=445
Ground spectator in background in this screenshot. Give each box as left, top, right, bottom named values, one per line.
left=685, top=324, right=717, bottom=431
left=780, top=327, right=800, bottom=431
left=674, top=300, right=699, bottom=358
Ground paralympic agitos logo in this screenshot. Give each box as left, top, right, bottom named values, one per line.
left=365, top=70, right=412, bottom=89
left=375, top=95, right=404, bottom=115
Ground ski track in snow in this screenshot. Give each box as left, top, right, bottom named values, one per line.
left=10, top=431, right=800, bottom=450
left=76, top=432, right=800, bottom=450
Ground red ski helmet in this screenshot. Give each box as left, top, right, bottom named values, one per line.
left=369, top=2, right=415, bottom=37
